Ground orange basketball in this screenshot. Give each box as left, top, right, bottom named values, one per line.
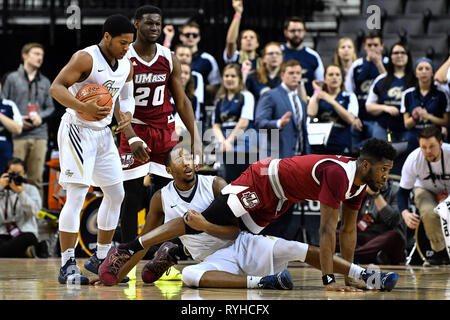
left=75, top=84, right=112, bottom=121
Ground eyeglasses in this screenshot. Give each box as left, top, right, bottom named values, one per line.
left=183, top=33, right=199, bottom=38
left=265, top=52, right=282, bottom=56
left=392, top=51, right=407, bottom=55
left=288, top=29, right=305, bottom=33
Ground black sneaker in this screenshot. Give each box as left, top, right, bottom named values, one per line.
left=258, top=269, right=294, bottom=290
left=427, top=249, right=450, bottom=265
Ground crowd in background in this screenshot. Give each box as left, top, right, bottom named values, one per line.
left=0, top=0, right=450, bottom=265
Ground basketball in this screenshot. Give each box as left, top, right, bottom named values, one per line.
left=75, top=83, right=112, bottom=121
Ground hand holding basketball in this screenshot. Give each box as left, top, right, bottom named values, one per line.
left=75, top=84, right=113, bottom=121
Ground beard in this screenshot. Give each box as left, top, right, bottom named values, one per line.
left=363, top=168, right=381, bottom=192
left=288, top=38, right=303, bottom=48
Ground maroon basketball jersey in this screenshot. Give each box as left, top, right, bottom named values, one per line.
left=126, top=43, right=175, bottom=129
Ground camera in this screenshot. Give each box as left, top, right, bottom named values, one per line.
left=8, top=172, right=26, bottom=186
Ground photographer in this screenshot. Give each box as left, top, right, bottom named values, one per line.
left=0, top=157, right=47, bottom=258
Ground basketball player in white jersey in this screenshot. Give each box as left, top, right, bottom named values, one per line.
left=49, top=14, right=135, bottom=284
left=118, top=5, right=202, bottom=257
left=100, top=146, right=398, bottom=292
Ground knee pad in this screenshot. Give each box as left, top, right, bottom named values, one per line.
left=97, top=182, right=125, bottom=231
left=59, top=184, right=90, bottom=233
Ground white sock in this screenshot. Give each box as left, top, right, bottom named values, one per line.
left=247, top=275, right=263, bottom=288
left=348, top=263, right=365, bottom=280
left=61, top=248, right=75, bottom=267
left=96, top=243, right=111, bottom=260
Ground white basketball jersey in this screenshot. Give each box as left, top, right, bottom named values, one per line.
left=161, top=175, right=234, bottom=261
left=66, top=45, right=130, bottom=129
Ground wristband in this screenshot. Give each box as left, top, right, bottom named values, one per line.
left=240, top=67, right=249, bottom=73
left=234, top=13, right=241, bottom=19
left=163, top=40, right=171, bottom=48
left=128, top=137, right=148, bottom=148
left=411, top=114, right=418, bottom=121
left=314, top=89, right=320, bottom=95
left=322, top=274, right=336, bottom=285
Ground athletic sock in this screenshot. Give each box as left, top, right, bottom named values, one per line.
left=348, top=263, right=366, bottom=280
left=61, top=248, right=75, bottom=267
left=119, top=238, right=144, bottom=255
left=247, top=275, right=263, bottom=288
left=96, top=243, right=111, bottom=260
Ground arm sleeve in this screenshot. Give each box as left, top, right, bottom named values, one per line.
left=397, top=187, right=412, bottom=213
left=18, top=185, right=42, bottom=218
left=348, top=93, right=359, bottom=117
left=119, top=80, right=135, bottom=115
left=40, top=80, right=55, bottom=120
left=345, top=63, right=355, bottom=93
left=399, top=90, right=408, bottom=113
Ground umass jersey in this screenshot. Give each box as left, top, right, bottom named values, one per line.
left=227, top=155, right=366, bottom=233
left=127, top=43, right=174, bottom=130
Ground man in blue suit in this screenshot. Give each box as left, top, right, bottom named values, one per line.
left=255, top=59, right=310, bottom=158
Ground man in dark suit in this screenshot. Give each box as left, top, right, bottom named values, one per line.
left=255, top=59, right=310, bottom=158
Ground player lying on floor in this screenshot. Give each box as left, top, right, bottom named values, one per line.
left=98, top=146, right=398, bottom=291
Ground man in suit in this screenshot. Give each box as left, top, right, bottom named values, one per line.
left=255, top=59, right=310, bottom=159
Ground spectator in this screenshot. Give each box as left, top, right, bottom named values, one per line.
left=400, top=57, right=449, bottom=154
left=281, top=16, right=324, bottom=97
left=347, top=181, right=406, bottom=265
left=334, top=37, right=357, bottom=80
left=224, top=0, right=261, bottom=75
left=398, top=125, right=450, bottom=265
left=177, top=21, right=222, bottom=103
left=174, top=44, right=205, bottom=124
left=255, top=59, right=310, bottom=158
left=307, top=64, right=359, bottom=155
left=0, top=157, right=48, bottom=258
left=0, top=82, right=23, bottom=172
left=213, top=64, right=255, bottom=182
left=345, top=31, right=387, bottom=152
left=366, top=43, right=416, bottom=146
left=1, top=43, right=55, bottom=199
left=244, top=42, right=283, bottom=102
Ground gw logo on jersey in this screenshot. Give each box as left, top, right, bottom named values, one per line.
left=387, top=86, right=403, bottom=100
left=241, top=191, right=260, bottom=209
left=135, top=73, right=167, bottom=84
left=102, top=80, right=120, bottom=98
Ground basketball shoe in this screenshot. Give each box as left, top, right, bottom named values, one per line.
left=84, top=252, right=129, bottom=283
left=142, top=242, right=180, bottom=283
left=58, top=257, right=90, bottom=285
left=98, top=246, right=133, bottom=286
left=258, top=269, right=294, bottom=290
left=361, top=270, right=399, bottom=291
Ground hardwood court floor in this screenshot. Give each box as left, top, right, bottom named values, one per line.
left=0, top=258, right=449, bottom=300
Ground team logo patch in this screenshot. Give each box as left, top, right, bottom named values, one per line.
left=121, top=153, right=135, bottom=169
left=240, top=191, right=260, bottom=209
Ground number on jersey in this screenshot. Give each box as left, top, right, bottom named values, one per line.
left=135, top=85, right=165, bottom=107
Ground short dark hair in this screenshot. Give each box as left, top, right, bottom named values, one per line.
left=5, top=157, right=26, bottom=173
left=283, top=16, right=305, bottom=30
left=280, top=59, right=302, bottom=73
left=365, top=30, right=382, bottom=43
left=359, top=138, right=396, bottom=163
left=134, top=5, right=162, bottom=20
left=102, top=14, right=134, bottom=38
left=418, top=125, right=443, bottom=142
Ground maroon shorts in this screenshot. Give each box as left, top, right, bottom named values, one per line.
left=119, top=123, right=177, bottom=180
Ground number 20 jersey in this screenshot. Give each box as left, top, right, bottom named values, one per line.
left=126, top=43, right=175, bottom=130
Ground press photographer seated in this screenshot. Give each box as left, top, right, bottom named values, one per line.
left=0, top=158, right=47, bottom=258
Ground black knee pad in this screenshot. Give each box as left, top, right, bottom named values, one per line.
left=184, top=193, right=237, bottom=234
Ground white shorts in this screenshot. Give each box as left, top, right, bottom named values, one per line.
left=182, top=232, right=287, bottom=286
left=58, top=113, right=123, bottom=189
